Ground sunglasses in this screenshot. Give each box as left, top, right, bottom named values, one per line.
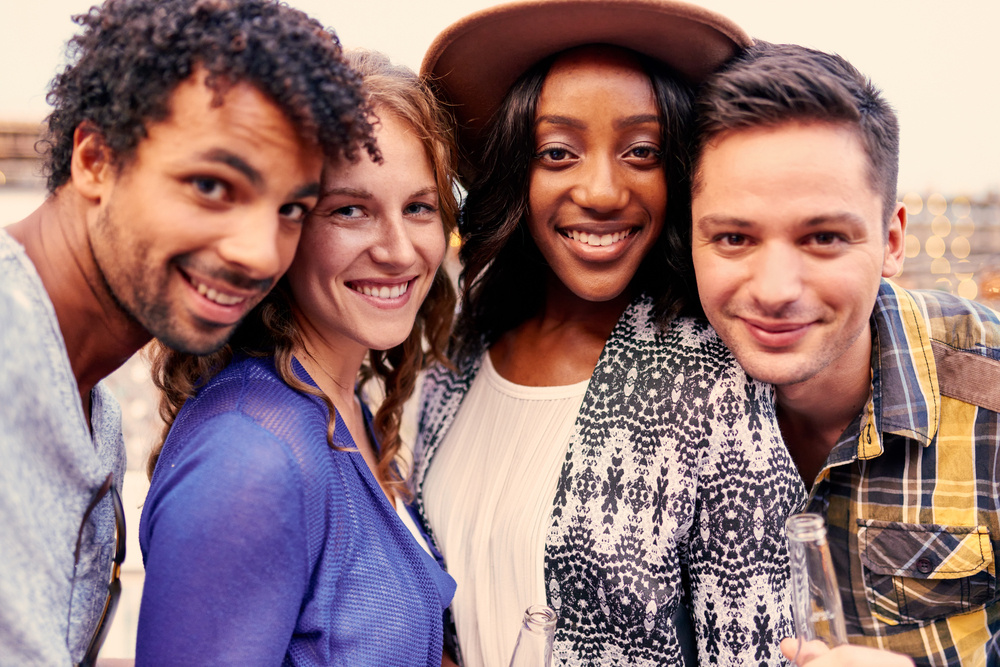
left=70, top=472, right=126, bottom=667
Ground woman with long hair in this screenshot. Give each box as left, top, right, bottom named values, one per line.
left=135, top=50, right=459, bottom=666
left=413, top=1, right=802, bottom=665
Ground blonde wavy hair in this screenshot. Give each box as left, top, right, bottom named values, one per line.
left=146, top=49, right=459, bottom=503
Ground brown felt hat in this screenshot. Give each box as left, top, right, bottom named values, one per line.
left=421, top=0, right=751, bottom=178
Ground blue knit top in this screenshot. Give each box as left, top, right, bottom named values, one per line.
left=136, top=355, right=455, bottom=666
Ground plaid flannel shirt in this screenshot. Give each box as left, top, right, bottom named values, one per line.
left=805, top=280, right=1000, bottom=666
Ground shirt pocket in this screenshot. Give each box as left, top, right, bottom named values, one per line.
left=858, top=520, right=996, bottom=626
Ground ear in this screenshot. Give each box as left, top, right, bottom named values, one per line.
left=69, top=123, right=114, bottom=201
left=881, top=201, right=907, bottom=278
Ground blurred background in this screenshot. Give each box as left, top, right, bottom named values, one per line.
left=2, top=0, right=998, bottom=658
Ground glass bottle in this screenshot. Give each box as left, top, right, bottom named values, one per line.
left=508, top=604, right=556, bottom=667
left=785, top=513, right=848, bottom=664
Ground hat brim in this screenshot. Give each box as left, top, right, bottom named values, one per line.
left=421, top=0, right=751, bottom=174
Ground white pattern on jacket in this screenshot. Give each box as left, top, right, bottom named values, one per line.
left=414, top=295, right=806, bottom=666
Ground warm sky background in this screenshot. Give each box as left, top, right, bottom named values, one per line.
left=2, top=0, right=998, bottom=196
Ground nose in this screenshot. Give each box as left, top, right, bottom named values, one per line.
left=746, top=242, right=805, bottom=315
left=570, top=154, right=629, bottom=214
left=369, top=212, right=417, bottom=269
left=216, top=207, right=299, bottom=280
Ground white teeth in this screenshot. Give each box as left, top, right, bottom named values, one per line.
left=353, top=282, right=410, bottom=299
left=566, top=229, right=632, bottom=246
left=192, top=280, right=245, bottom=306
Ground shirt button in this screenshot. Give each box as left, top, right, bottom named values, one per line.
left=916, top=557, right=933, bottom=574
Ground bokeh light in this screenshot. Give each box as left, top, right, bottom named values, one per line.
left=927, top=193, right=948, bottom=216
left=931, top=215, right=951, bottom=237
left=930, top=257, right=951, bottom=274
left=955, top=217, right=976, bottom=237
left=951, top=196, right=971, bottom=219
left=904, top=234, right=921, bottom=258
left=951, top=236, right=971, bottom=259
left=925, top=236, right=946, bottom=259
left=902, top=192, right=923, bottom=215
left=957, top=279, right=979, bottom=300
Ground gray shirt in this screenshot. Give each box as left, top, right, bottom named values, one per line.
left=0, top=229, right=125, bottom=666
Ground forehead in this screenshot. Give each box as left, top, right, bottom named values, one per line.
left=693, top=121, right=882, bottom=225
left=322, top=110, right=432, bottom=186
left=538, top=47, right=656, bottom=110
left=141, top=74, right=310, bottom=157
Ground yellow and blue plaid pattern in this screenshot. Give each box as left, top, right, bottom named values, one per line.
left=806, top=280, right=1000, bottom=666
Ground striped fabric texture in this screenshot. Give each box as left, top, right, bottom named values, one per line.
left=806, top=280, right=1000, bottom=665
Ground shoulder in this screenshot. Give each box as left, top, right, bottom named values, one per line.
left=154, top=356, right=326, bottom=485
left=879, top=282, right=1000, bottom=412
left=612, top=297, right=747, bottom=381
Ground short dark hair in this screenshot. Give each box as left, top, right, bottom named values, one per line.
left=692, top=41, right=899, bottom=224
left=42, top=0, right=378, bottom=193
left=451, top=46, right=695, bottom=363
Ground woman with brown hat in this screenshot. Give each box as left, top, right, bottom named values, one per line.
left=411, top=1, right=803, bottom=665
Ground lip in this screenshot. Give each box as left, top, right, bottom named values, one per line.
left=741, top=317, right=814, bottom=349
left=178, top=268, right=261, bottom=326
left=557, top=225, right=638, bottom=261
left=346, top=277, right=417, bottom=309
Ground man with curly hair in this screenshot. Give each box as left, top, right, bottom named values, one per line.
left=0, top=0, right=376, bottom=663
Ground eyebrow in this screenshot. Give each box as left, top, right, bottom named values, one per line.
left=293, top=182, right=321, bottom=200
left=614, top=114, right=659, bottom=130
left=694, top=212, right=870, bottom=231
left=535, top=114, right=585, bottom=130
left=201, top=149, right=263, bottom=187
left=322, top=186, right=372, bottom=199
left=535, top=113, right=660, bottom=131
left=410, top=186, right=438, bottom=199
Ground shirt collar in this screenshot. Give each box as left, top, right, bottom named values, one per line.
left=855, top=280, right=940, bottom=459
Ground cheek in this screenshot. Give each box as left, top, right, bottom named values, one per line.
left=417, top=226, right=448, bottom=273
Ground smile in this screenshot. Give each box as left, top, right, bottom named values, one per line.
left=742, top=317, right=814, bottom=348
left=189, top=278, right=247, bottom=306
left=349, top=280, right=412, bottom=300
left=561, top=228, right=633, bottom=247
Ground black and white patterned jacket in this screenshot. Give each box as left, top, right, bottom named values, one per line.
left=414, top=295, right=804, bottom=666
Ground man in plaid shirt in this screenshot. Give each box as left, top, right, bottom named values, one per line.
left=688, top=41, right=1000, bottom=665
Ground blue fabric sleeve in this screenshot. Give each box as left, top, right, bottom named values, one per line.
left=136, top=413, right=310, bottom=666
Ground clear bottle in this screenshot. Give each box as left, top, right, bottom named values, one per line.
left=508, top=604, right=556, bottom=667
left=785, top=513, right=848, bottom=664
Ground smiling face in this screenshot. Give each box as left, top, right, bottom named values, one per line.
left=691, top=121, right=905, bottom=394
left=87, top=74, right=322, bottom=354
left=286, top=109, right=447, bottom=356
left=527, top=47, right=666, bottom=305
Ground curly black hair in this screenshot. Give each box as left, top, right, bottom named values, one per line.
left=41, top=0, right=379, bottom=193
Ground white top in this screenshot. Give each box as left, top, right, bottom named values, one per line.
left=395, top=493, right=433, bottom=557
left=422, top=352, right=589, bottom=667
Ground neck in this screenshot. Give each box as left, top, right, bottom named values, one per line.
left=291, top=310, right=367, bottom=411
left=775, top=327, right=874, bottom=488
left=7, top=192, right=151, bottom=417
left=489, top=276, right=630, bottom=386
left=538, top=275, right=632, bottom=337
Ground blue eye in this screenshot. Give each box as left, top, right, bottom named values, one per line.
left=404, top=202, right=437, bottom=216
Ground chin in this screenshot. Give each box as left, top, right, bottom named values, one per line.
left=155, top=324, right=235, bottom=356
